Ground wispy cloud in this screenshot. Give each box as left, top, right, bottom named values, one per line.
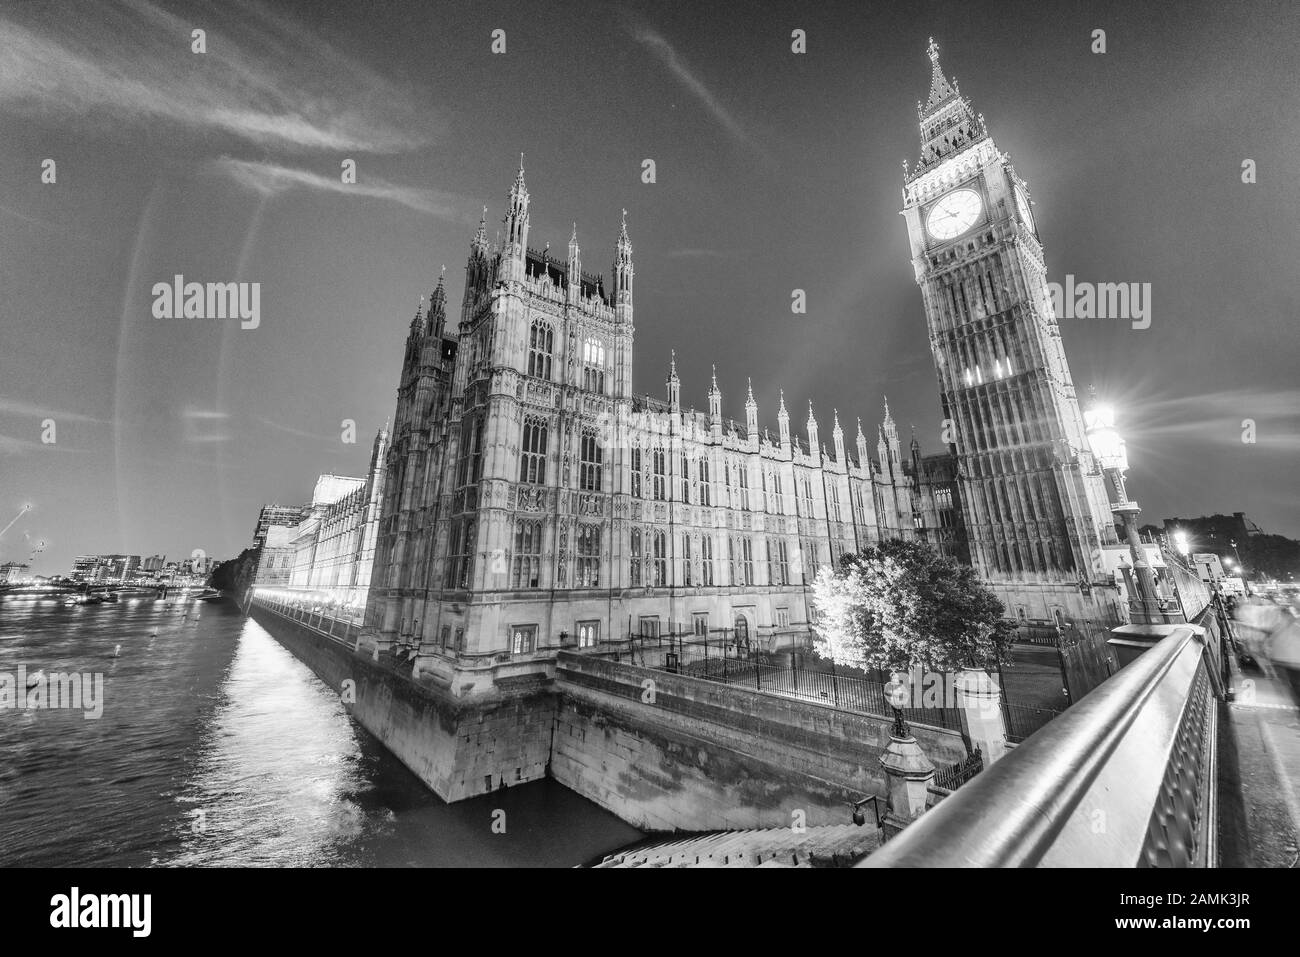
left=212, top=158, right=473, bottom=222
left=181, top=408, right=230, bottom=444
left=1123, top=388, right=1300, bottom=450
left=628, top=23, right=766, bottom=158
left=0, top=434, right=89, bottom=456
left=253, top=415, right=331, bottom=442
left=0, top=397, right=107, bottom=424
left=0, top=0, right=431, bottom=152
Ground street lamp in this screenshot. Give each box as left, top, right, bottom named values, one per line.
left=1084, top=397, right=1163, bottom=622
left=884, top=672, right=911, bottom=738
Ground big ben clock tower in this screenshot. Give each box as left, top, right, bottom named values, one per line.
left=901, top=38, right=1118, bottom=622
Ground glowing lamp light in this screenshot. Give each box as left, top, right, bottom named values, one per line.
left=1174, top=531, right=1191, bottom=556
left=1085, top=404, right=1128, bottom=472
left=885, top=674, right=910, bottom=710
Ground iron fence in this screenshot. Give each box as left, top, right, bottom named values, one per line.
left=639, top=631, right=964, bottom=732
left=933, top=748, right=984, bottom=791
left=1001, top=700, right=1061, bottom=744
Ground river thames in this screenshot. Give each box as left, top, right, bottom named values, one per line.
left=0, top=596, right=641, bottom=867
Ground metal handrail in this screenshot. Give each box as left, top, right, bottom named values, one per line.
left=860, top=626, right=1213, bottom=867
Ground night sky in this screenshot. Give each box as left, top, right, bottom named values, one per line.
left=2, top=0, right=1297, bottom=576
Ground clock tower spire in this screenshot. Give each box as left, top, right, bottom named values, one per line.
left=900, top=38, right=1118, bottom=623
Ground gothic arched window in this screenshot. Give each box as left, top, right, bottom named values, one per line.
left=527, top=320, right=553, bottom=379
left=652, top=530, right=667, bottom=586
left=520, top=417, right=548, bottom=485
left=512, top=520, right=542, bottom=589
left=630, top=528, right=642, bottom=586
left=576, top=524, right=600, bottom=588
left=582, top=337, right=607, bottom=393
left=579, top=428, right=603, bottom=491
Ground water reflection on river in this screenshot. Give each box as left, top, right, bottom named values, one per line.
left=0, top=598, right=640, bottom=867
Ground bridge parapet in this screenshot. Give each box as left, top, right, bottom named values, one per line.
left=861, top=625, right=1219, bottom=867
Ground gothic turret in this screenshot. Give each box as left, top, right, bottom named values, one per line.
left=473, top=205, right=489, bottom=252
left=409, top=295, right=427, bottom=338
left=777, top=390, right=790, bottom=451
left=667, top=350, right=681, bottom=412
left=832, top=409, right=846, bottom=464
left=567, top=222, right=581, bottom=305
left=428, top=267, right=447, bottom=339
left=806, top=401, right=820, bottom=463
left=882, top=396, right=902, bottom=463
left=463, top=207, right=492, bottom=323
left=856, top=417, right=869, bottom=468
left=708, top=364, right=722, bottom=423
left=368, top=425, right=390, bottom=479
left=614, top=208, right=634, bottom=322
left=745, top=378, right=758, bottom=441
left=503, top=154, right=530, bottom=282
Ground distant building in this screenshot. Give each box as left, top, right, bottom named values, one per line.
left=1163, top=512, right=1261, bottom=555
left=0, top=562, right=30, bottom=583
left=287, top=432, right=389, bottom=608
left=1137, top=524, right=1167, bottom=548
left=142, top=554, right=166, bottom=573
left=98, top=555, right=141, bottom=581
left=252, top=504, right=310, bottom=549
left=70, top=554, right=141, bottom=581
left=71, top=555, right=99, bottom=580
left=254, top=525, right=297, bottom=586
left=311, top=474, right=366, bottom=507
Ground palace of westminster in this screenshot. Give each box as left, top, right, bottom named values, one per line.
left=264, top=40, right=1127, bottom=686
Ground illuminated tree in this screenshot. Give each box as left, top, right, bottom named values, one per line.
left=811, top=539, right=1013, bottom=673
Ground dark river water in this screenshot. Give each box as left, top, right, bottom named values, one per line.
left=0, top=597, right=641, bottom=867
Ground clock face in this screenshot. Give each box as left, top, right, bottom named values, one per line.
left=1014, top=185, right=1035, bottom=232
left=926, top=189, right=982, bottom=241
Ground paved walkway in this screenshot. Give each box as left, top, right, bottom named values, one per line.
left=1218, top=649, right=1300, bottom=867
left=1002, top=642, right=1069, bottom=710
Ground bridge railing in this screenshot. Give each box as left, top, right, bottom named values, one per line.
left=860, top=625, right=1219, bottom=867
left=1163, top=549, right=1213, bottom=622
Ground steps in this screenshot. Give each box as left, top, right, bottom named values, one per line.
left=593, top=822, right=879, bottom=868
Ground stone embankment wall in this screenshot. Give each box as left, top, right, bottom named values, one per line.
left=252, top=607, right=968, bottom=830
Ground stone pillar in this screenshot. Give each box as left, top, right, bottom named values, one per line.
left=955, top=666, right=1009, bottom=764
left=879, top=726, right=936, bottom=841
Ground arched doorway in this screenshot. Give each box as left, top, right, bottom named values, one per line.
left=733, top=613, right=749, bottom=654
